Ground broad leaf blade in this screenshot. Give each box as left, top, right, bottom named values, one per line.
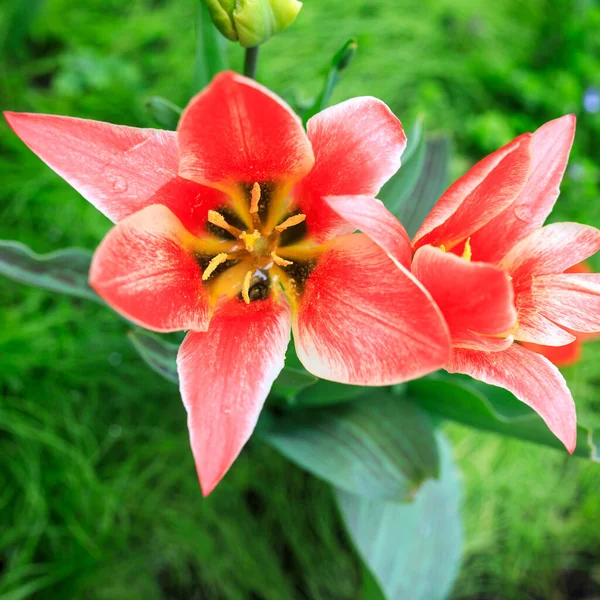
left=145, top=96, right=182, bottom=130
left=379, top=118, right=426, bottom=214
left=129, top=329, right=319, bottom=401
left=263, top=391, right=440, bottom=501
left=193, top=0, right=228, bottom=92
left=410, top=374, right=600, bottom=462
left=393, top=136, right=451, bottom=238
left=0, top=241, right=101, bottom=303
left=338, top=434, right=462, bottom=600
left=128, top=330, right=179, bottom=384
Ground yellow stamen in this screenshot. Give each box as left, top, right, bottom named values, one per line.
left=242, top=270, right=252, bottom=304
left=207, top=210, right=242, bottom=237
left=239, top=230, right=262, bottom=253
left=271, top=251, right=293, bottom=267
left=250, top=182, right=261, bottom=214
left=275, top=213, right=306, bottom=232
left=202, top=253, right=229, bottom=281
left=462, top=237, right=472, bottom=261
left=439, top=244, right=447, bottom=252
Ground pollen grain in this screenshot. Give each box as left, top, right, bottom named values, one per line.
left=250, top=182, right=261, bottom=214
left=271, top=251, right=293, bottom=267
left=242, top=270, right=253, bottom=304
left=207, top=210, right=242, bottom=237
left=275, top=213, right=306, bottom=233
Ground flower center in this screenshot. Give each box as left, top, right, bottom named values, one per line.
left=202, top=182, right=307, bottom=304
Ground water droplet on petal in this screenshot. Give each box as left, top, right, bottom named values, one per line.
left=110, top=174, right=128, bottom=193
left=513, top=204, right=533, bottom=223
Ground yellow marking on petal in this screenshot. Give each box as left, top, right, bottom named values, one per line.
left=275, top=213, right=306, bottom=232
left=207, top=210, right=242, bottom=237
left=202, top=252, right=229, bottom=281
left=242, top=270, right=252, bottom=304
left=462, top=237, right=472, bottom=262
left=239, top=230, right=262, bottom=253
left=439, top=244, right=447, bottom=252
left=250, top=182, right=261, bottom=214
left=271, top=251, right=293, bottom=267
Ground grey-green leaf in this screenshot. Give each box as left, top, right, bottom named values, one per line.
left=128, top=330, right=180, bottom=384
left=337, top=434, right=462, bottom=600
left=129, top=329, right=319, bottom=401
left=145, top=96, right=182, bottom=130
left=410, top=374, right=600, bottom=462
left=193, top=0, right=228, bottom=93
left=0, top=241, right=101, bottom=303
left=262, top=391, right=440, bottom=501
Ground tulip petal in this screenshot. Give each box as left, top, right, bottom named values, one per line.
left=178, top=295, right=291, bottom=496
left=90, top=204, right=211, bottom=332
left=468, top=116, right=576, bottom=263
left=412, top=245, right=517, bottom=351
left=501, top=222, right=600, bottom=284
left=519, top=340, right=582, bottom=367
left=178, top=71, right=313, bottom=192
left=294, top=97, right=407, bottom=243
left=532, top=273, right=600, bottom=333
left=447, top=344, right=577, bottom=453
left=292, top=234, right=451, bottom=385
left=413, top=134, right=532, bottom=251
left=512, top=289, right=576, bottom=346
left=4, top=111, right=225, bottom=233
left=324, top=195, right=412, bottom=268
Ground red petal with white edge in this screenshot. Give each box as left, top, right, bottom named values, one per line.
left=447, top=344, right=577, bottom=453
left=501, top=223, right=600, bottom=285
left=412, top=245, right=517, bottom=351
left=90, top=205, right=210, bottom=333
left=413, top=134, right=532, bottom=251
left=4, top=112, right=225, bottom=232
left=178, top=72, right=313, bottom=193
left=532, top=273, right=600, bottom=333
left=293, top=234, right=451, bottom=385
left=324, top=195, right=412, bottom=268
left=292, top=98, right=406, bottom=242
left=178, top=295, right=291, bottom=496
left=468, top=116, right=576, bottom=263
left=513, top=289, right=576, bottom=346
left=520, top=340, right=582, bottom=367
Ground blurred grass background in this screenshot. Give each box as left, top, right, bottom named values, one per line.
left=1, top=0, right=600, bottom=598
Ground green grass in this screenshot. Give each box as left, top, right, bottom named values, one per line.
left=1, top=0, right=600, bottom=598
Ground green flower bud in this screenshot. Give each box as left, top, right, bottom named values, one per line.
left=204, top=0, right=302, bottom=48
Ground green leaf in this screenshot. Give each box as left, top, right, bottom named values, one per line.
left=270, top=367, right=318, bottom=401
left=293, top=379, right=365, bottom=406
left=379, top=117, right=426, bottom=214
left=0, top=241, right=101, bottom=303
left=144, top=96, right=182, bottom=130
left=303, top=38, right=358, bottom=121
left=262, top=391, right=440, bottom=501
left=128, top=330, right=179, bottom=384
left=382, top=135, right=451, bottom=238
left=193, top=0, right=228, bottom=93
left=337, top=434, right=463, bottom=600
left=128, top=329, right=319, bottom=401
left=410, top=374, right=600, bottom=462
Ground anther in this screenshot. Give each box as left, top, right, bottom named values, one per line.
left=275, top=213, right=306, bottom=232
left=439, top=244, right=447, bottom=252
left=250, top=182, right=261, bottom=214
left=202, top=253, right=229, bottom=281
left=207, top=210, right=242, bottom=237
left=271, top=251, right=293, bottom=267
left=242, top=270, right=253, bottom=304
left=462, top=237, right=472, bottom=262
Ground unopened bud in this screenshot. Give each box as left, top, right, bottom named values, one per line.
left=204, top=0, right=302, bottom=48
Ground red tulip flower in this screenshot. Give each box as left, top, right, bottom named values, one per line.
left=520, top=261, right=599, bottom=366
left=5, top=72, right=451, bottom=495
left=330, top=115, right=600, bottom=454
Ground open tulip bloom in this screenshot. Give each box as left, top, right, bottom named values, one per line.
left=5, top=73, right=600, bottom=494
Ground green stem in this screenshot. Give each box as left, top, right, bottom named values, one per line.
left=244, top=46, right=259, bottom=79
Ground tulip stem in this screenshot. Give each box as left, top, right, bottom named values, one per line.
left=244, top=46, right=259, bottom=79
